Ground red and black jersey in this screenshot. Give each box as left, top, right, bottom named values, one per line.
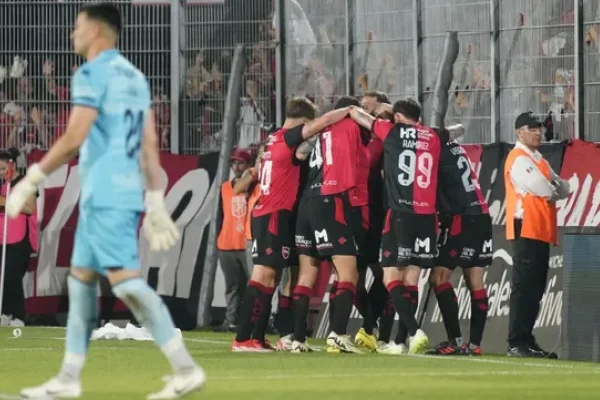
left=253, top=125, right=304, bottom=217
left=372, top=120, right=446, bottom=215
left=349, top=135, right=370, bottom=207
left=304, top=118, right=362, bottom=197
left=437, top=140, right=489, bottom=215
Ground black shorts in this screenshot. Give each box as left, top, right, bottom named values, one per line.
left=379, top=209, right=437, bottom=268
left=351, top=205, right=382, bottom=267
left=251, top=210, right=298, bottom=268
left=295, top=193, right=357, bottom=258
left=436, top=214, right=493, bottom=269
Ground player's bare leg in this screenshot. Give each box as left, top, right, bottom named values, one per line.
left=326, top=255, right=363, bottom=353
left=291, top=255, right=319, bottom=352
left=233, top=264, right=278, bottom=352
left=108, top=268, right=205, bottom=399
left=21, top=267, right=99, bottom=398
left=426, top=266, right=465, bottom=355
left=275, top=266, right=298, bottom=351
left=463, top=266, right=488, bottom=355
left=382, top=266, right=428, bottom=354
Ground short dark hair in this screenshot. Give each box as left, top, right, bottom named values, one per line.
left=285, top=97, right=317, bottom=120
left=0, top=147, right=20, bottom=162
left=363, top=90, right=390, bottom=105
left=334, top=96, right=360, bottom=109
left=393, top=98, right=421, bottom=121
left=80, top=3, right=122, bottom=35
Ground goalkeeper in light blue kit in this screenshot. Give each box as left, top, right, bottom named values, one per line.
left=7, top=3, right=205, bottom=399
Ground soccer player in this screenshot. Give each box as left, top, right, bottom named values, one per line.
left=231, top=98, right=353, bottom=352
left=348, top=99, right=448, bottom=354
left=293, top=96, right=363, bottom=353
left=426, top=128, right=492, bottom=356
left=7, top=4, right=204, bottom=399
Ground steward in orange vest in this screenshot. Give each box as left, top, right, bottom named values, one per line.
left=504, top=112, right=570, bottom=358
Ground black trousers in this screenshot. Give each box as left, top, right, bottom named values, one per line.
left=1, top=238, right=31, bottom=321
left=508, top=219, right=550, bottom=348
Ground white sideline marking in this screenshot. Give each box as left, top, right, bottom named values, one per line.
left=413, top=354, right=595, bottom=371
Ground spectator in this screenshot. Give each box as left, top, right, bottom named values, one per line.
left=0, top=147, right=38, bottom=326
left=152, top=87, right=171, bottom=150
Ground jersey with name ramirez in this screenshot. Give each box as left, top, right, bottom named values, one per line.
left=72, top=49, right=150, bottom=211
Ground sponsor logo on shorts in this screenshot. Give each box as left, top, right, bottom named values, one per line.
left=251, top=240, right=258, bottom=257
left=398, top=247, right=412, bottom=258
left=482, top=239, right=493, bottom=254
left=461, top=247, right=475, bottom=259
left=295, top=235, right=312, bottom=248
left=414, top=237, right=431, bottom=253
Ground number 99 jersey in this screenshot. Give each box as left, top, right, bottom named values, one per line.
left=72, top=50, right=150, bottom=212
left=372, top=120, right=446, bottom=215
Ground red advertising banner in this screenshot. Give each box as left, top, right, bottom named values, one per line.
left=556, top=139, right=600, bottom=227
left=24, top=150, right=217, bottom=323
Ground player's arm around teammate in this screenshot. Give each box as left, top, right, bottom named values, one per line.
left=232, top=99, right=354, bottom=352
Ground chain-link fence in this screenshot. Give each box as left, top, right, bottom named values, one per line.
left=0, top=0, right=172, bottom=165
left=182, top=0, right=274, bottom=154
left=1, top=1, right=599, bottom=151
left=584, top=1, right=600, bottom=141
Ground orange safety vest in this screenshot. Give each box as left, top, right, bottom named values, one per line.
left=504, top=147, right=558, bottom=245
left=245, top=184, right=261, bottom=241
left=217, top=181, right=247, bottom=251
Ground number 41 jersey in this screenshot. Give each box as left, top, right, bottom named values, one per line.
left=372, top=120, right=446, bottom=215
left=72, top=49, right=150, bottom=212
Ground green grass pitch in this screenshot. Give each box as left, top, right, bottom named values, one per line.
left=1, top=327, right=598, bottom=399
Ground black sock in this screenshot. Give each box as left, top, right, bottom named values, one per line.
left=328, top=281, right=339, bottom=333
left=378, top=295, right=394, bottom=342
left=292, top=285, right=312, bottom=343
left=434, top=282, right=462, bottom=343
left=332, top=282, right=356, bottom=336
left=470, top=289, right=489, bottom=347
left=356, top=288, right=375, bottom=335
left=387, top=281, right=419, bottom=336
left=395, top=285, right=418, bottom=343
left=275, top=294, right=293, bottom=337
left=252, top=289, right=274, bottom=342
left=368, top=277, right=388, bottom=322
left=235, top=281, right=265, bottom=342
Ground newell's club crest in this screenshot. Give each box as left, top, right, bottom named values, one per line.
left=231, top=195, right=247, bottom=232
left=282, top=246, right=290, bottom=260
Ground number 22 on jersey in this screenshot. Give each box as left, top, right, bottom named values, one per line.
left=309, top=131, right=333, bottom=169
left=457, top=155, right=479, bottom=193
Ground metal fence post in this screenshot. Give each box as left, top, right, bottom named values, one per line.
left=275, top=0, right=286, bottom=128
left=412, top=0, right=423, bottom=102
left=170, top=0, right=184, bottom=154
left=574, top=0, right=584, bottom=140
left=345, top=0, right=354, bottom=96
left=490, top=0, right=500, bottom=142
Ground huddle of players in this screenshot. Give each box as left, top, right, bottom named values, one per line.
left=231, top=90, right=493, bottom=355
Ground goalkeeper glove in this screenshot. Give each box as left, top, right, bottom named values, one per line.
left=6, top=163, right=45, bottom=218
left=142, top=190, right=181, bottom=252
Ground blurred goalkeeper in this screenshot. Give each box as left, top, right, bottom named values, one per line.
left=7, top=3, right=205, bottom=399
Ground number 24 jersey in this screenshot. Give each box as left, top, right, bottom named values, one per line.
left=372, top=120, right=447, bottom=215
left=72, top=49, right=150, bottom=211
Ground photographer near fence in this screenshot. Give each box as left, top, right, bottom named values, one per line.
left=0, top=147, right=38, bottom=326
left=504, top=112, right=570, bottom=358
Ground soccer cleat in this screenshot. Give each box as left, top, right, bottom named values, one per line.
left=463, top=344, right=483, bottom=356
left=326, top=333, right=341, bottom=353
left=328, top=332, right=364, bottom=354
left=21, top=377, right=82, bottom=398
left=354, top=328, right=378, bottom=352
left=261, top=339, right=276, bottom=351
left=275, top=334, right=293, bottom=351
left=147, top=367, right=206, bottom=399
left=231, top=339, right=274, bottom=352
left=426, top=341, right=464, bottom=356
left=377, top=342, right=407, bottom=355
left=291, top=340, right=315, bottom=353
left=408, top=329, right=429, bottom=354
